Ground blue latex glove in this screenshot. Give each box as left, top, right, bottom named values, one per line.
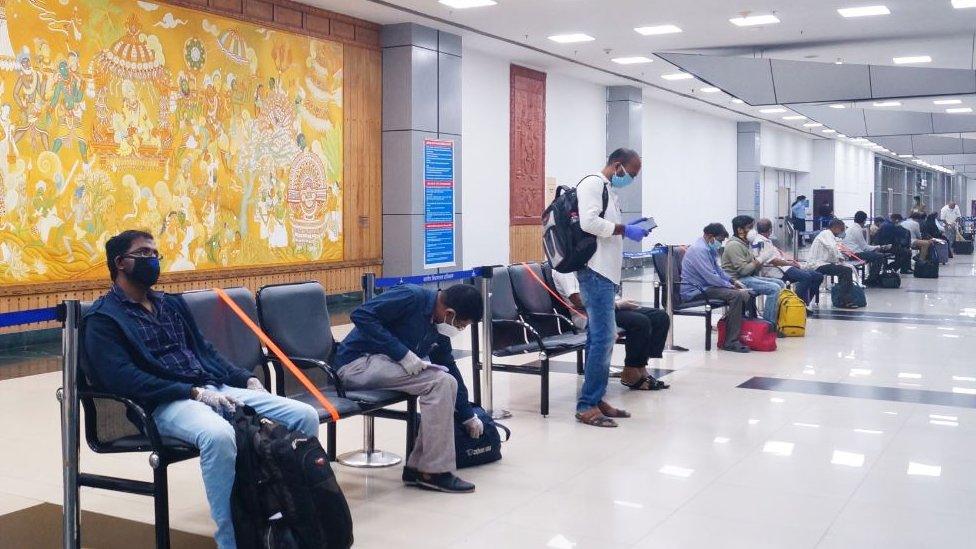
left=623, top=224, right=649, bottom=242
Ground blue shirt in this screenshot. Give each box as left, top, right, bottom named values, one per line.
left=108, top=285, right=215, bottom=385
left=791, top=202, right=806, bottom=219
left=680, top=238, right=733, bottom=302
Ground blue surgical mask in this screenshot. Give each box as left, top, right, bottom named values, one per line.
left=708, top=240, right=722, bottom=252
left=610, top=167, right=634, bottom=188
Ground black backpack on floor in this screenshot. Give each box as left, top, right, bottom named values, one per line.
left=542, top=176, right=608, bottom=273
left=913, top=259, right=939, bottom=279
left=231, top=406, right=353, bottom=549
left=455, top=405, right=511, bottom=469
left=878, top=271, right=901, bottom=289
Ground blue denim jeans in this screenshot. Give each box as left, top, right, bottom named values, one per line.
left=153, top=385, right=320, bottom=548
left=782, top=268, right=824, bottom=304
left=576, top=267, right=618, bottom=413
left=738, top=276, right=786, bottom=324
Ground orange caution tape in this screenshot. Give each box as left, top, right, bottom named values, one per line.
left=214, top=288, right=341, bottom=422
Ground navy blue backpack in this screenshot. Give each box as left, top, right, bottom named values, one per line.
left=454, top=405, right=511, bottom=469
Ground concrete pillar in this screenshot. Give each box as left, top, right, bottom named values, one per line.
left=607, top=86, right=643, bottom=251
left=381, top=23, right=462, bottom=276
left=737, top=122, right=761, bottom=219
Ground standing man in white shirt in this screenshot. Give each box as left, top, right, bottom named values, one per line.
left=574, top=148, right=651, bottom=428
left=940, top=200, right=962, bottom=245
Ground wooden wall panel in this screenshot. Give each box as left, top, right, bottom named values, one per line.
left=343, top=45, right=383, bottom=262
left=510, top=225, right=544, bottom=264
left=509, top=65, right=547, bottom=226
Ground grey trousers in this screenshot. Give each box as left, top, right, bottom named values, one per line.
left=704, top=287, right=751, bottom=345
left=338, top=354, right=458, bottom=474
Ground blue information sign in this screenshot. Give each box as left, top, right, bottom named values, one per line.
left=424, top=139, right=456, bottom=268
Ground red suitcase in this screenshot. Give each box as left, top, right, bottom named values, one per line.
left=717, top=317, right=777, bottom=352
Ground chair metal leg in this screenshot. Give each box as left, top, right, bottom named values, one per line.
left=576, top=349, right=584, bottom=375
left=326, top=422, right=337, bottom=461
left=541, top=357, right=550, bottom=417
left=471, top=361, right=482, bottom=406
left=337, top=415, right=402, bottom=468
left=152, top=466, right=171, bottom=549
left=705, top=308, right=712, bottom=351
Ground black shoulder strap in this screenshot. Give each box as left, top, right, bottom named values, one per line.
left=575, top=175, right=610, bottom=218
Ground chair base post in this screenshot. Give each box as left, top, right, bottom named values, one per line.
left=337, top=415, right=402, bottom=469
left=152, top=462, right=171, bottom=549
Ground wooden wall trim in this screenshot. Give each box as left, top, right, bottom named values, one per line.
left=160, top=0, right=381, bottom=50
left=509, top=65, right=547, bottom=226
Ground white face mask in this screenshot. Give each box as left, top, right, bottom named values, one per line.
left=435, top=311, right=462, bottom=338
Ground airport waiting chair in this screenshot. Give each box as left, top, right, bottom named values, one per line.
left=256, top=282, right=417, bottom=464
left=74, top=302, right=199, bottom=549
left=651, top=246, right=726, bottom=351
left=470, top=266, right=586, bottom=416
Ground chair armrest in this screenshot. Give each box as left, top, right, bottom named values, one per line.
left=524, top=311, right=579, bottom=333
left=77, top=390, right=165, bottom=451
left=268, top=356, right=346, bottom=398
left=491, top=318, right=547, bottom=353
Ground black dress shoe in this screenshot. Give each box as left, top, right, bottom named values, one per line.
left=414, top=471, right=475, bottom=493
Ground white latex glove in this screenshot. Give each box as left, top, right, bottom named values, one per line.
left=615, top=299, right=640, bottom=311
left=399, top=351, right=427, bottom=376
left=246, top=377, right=267, bottom=392
left=193, top=388, right=242, bottom=415
left=463, top=415, right=484, bottom=439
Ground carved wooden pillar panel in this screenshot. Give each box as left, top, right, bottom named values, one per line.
left=509, top=65, right=546, bottom=262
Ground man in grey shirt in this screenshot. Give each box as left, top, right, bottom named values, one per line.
left=900, top=212, right=931, bottom=261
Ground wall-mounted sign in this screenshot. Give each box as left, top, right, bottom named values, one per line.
left=423, top=139, right=455, bottom=269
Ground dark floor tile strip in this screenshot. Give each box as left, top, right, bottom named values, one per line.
left=903, top=289, right=971, bottom=295
left=809, top=311, right=976, bottom=326
left=738, top=376, right=976, bottom=409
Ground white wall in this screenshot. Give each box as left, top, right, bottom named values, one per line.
left=809, top=140, right=875, bottom=218
left=760, top=126, right=813, bottom=173
left=545, top=72, right=607, bottom=187
left=643, top=98, right=738, bottom=245
left=460, top=48, right=510, bottom=268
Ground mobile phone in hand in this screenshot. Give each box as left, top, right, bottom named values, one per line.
left=640, top=217, right=658, bottom=232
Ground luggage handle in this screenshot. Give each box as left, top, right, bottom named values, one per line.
left=494, top=422, right=511, bottom=442
left=214, top=288, right=341, bottom=422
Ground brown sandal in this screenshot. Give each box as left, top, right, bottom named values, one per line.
left=575, top=409, right=618, bottom=428
left=598, top=401, right=631, bottom=418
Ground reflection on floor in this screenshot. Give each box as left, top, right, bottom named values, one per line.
left=3, top=260, right=976, bottom=548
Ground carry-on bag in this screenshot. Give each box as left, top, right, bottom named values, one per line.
left=931, top=240, right=950, bottom=265
left=878, top=272, right=901, bottom=289
left=454, top=404, right=511, bottom=469
left=542, top=176, right=608, bottom=273
left=831, top=282, right=867, bottom=308
left=913, top=259, right=939, bottom=279
left=717, top=317, right=777, bottom=351
left=953, top=240, right=974, bottom=255
left=776, top=288, right=806, bottom=337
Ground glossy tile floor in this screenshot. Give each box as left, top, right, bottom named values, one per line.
left=3, top=258, right=976, bottom=548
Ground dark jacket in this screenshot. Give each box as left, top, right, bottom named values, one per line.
left=877, top=221, right=911, bottom=248
left=333, top=285, right=475, bottom=423
left=82, top=292, right=254, bottom=408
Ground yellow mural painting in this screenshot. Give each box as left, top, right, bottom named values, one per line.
left=0, top=0, right=344, bottom=284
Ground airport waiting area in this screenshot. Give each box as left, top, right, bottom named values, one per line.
left=3, top=1, right=976, bottom=548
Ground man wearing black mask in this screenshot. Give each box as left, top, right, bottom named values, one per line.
left=83, top=230, right=319, bottom=548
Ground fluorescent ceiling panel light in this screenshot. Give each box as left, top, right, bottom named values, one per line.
left=713, top=436, right=730, bottom=444
left=854, top=428, right=884, bottom=434
left=822, top=129, right=837, bottom=133
left=849, top=367, right=872, bottom=375
left=830, top=104, right=847, bottom=109
left=952, top=376, right=976, bottom=382
left=952, top=386, right=976, bottom=394
left=893, top=55, right=932, bottom=64
left=934, top=99, right=963, bottom=105
left=930, top=419, right=960, bottom=426
left=898, top=154, right=913, bottom=158
left=700, top=86, right=721, bottom=93
left=873, top=101, right=902, bottom=107
left=661, top=72, right=693, bottom=81
left=947, top=107, right=973, bottom=113
left=952, top=0, right=976, bottom=8
left=730, top=14, right=781, bottom=26
left=762, top=440, right=795, bottom=456
left=731, top=98, right=745, bottom=104
left=831, top=450, right=866, bottom=467
left=612, top=56, right=653, bottom=65
left=658, top=465, right=695, bottom=478
left=770, top=397, right=786, bottom=403
left=930, top=414, right=958, bottom=421
left=793, top=422, right=820, bottom=428
left=838, top=134, right=848, bottom=138
left=548, top=33, right=595, bottom=43
left=439, top=0, right=496, bottom=7
left=804, top=122, right=824, bottom=127
left=760, top=107, right=787, bottom=114
left=748, top=418, right=760, bottom=425
left=783, top=115, right=806, bottom=120
left=634, top=24, right=682, bottom=35
left=907, top=462, right=942, bottom=477
left=898, top=372, right=922, bottom=379
left=838, top=5, right=890, bottom=17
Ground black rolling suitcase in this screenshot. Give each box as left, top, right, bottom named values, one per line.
left=953, top=240, right=973, bottom=255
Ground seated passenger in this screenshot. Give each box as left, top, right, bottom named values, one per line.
left=877, top=214, right=912, bottom=273
left=806, top=219, right=859, bottom=308
left=333, top=283, right=482, bottom=493
left=83, top=230, right=320, bottom=549
left=721, top=215, right=785, bottom=324
left=869, top=216, right=885, bottom=244
left=901, top=212, right=932, bottom=261
left=681, top=223, right=753, bottom=353
left=923, top=212, right=951, bottom=259
left=752, top=218, right=824, bottom=306
left=551, top=270, right=670, bottom=391
left=843, top=211, right=887, bottom=283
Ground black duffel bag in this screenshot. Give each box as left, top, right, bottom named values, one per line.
left=913, top=258, right=940, bottom=279
left=878, top=271, right=901, bottom=289
left=231, top=406, right=353, bottom=549
left=953, top=240, right=974, bottom=255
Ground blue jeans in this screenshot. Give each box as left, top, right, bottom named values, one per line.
left=782, top=268, right=823, bottom=304
left=577, top=268, right=618, bottom=412
left=153, top=385, right=319, bottom=549
left=738, top=276, right=785, bottom=323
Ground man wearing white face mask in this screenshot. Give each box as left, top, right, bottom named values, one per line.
left=334, top=284, right=483, bottom=493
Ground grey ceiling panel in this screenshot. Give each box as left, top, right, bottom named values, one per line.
left=963, top=139, right=976, bottom=154
left=770, top=60, right=871, bottom=104
left=869, top=65, right=976, bottom=98
left=873, top=136, right=914, bottom=155
left=917, top=154, right=976, bottom=165
left=931, top=113, right=976, bottom=134
left=655, top=53, right=776, bottom=106
left=911, top=135, right=966, bottom=155
left=863, top=110, right=934, bottom=137
left=790, top=105, right=868, bottom=136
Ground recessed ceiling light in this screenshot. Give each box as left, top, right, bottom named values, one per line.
left=439, top=0, right=496, bottom=7
left=822, top=129, right=837, bottom=133
left=830, top=104, right=847, bottom=109
left=907, top=461, right=942, bottom=477
left=731, top=98, right=745, bottom=104
left=783, top=115, right=806, bottom=120
left=838, top=5, right=891, bottom=17
left=873, top=101, right=902, bottom=107
left=898, top=154, right=913, bottom=158
left=838, top=134, right=848, bottom=138
left=634, top=24, right=683, bottom=35
left=804, top=122, right=824, bottom=127
left=548, top=33, right=595, bottom=44
left=835, top=59, right=844, bottom=64
left=831, top=450, right=866, bottom=467
left=760, top=107, right=787, bottom=114
left=947, top=107, right=973, bottom=113
left=952, top=0, right=976, bottom=8
left=611, top=56, right=653, bottom=65
left=700, top=87, right=721, bottom=93
left=893, top=55, right=932, bottom=64
left=661, top=72, right=693, bottom=81
left=762, top=440, right=795, bottom=456
left=934, top=99, right=963, bottom=105
left=730, top=14, right=781, bottom=26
